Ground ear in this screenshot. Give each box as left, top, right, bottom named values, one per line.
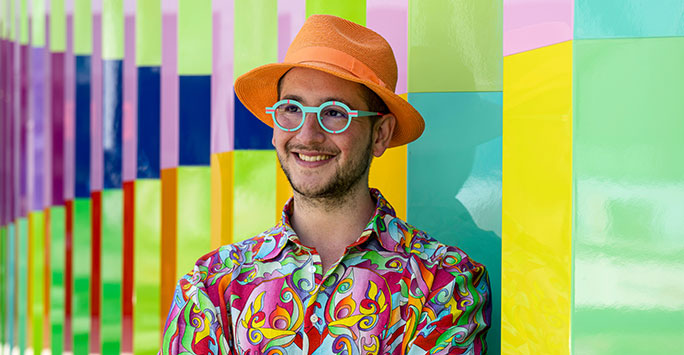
left=372, top=114, right=396, bottom=157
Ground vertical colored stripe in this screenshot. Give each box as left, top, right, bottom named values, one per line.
left=0, top=226, right=5, bottom=349
left=65, top=13, right=76, bottom=205
left=102, top=0, right=124, bottom=60
left=503, top=0, right=573, bottom=55
left=122, top=15, right=137, bottom=184
left=366, top=0, right=408, bottom=94
left=43, top=208, right=51, bottom=352
left=92, top=13, right=104, bottom=191
left=50, top=206, right=66, bottom=355
left=32, top=0, right=46, bottom=47
left=368, top=146, right=407, bottom=220
left=211, top=152, right=234, bottom=249
left=72, top=198, right=90, bottom=355
left=233, top=150, right=277, bottom=242
left=29, top=211, right=45, bottom=354
left=50, top=0, right=66, bottom=52
left=74, top=0, right=93, bottom=55
left=102, top=59, right=123, bottom=189
left=408, top=0, right=503, bottom=92
left=136, top=67, right=160, bottom=178
left=160, top=12, right=178, bottom=169
left=89, top=191, right=102, bottom=354
left=276, top=0, right=305, bottom=62
left=136, top=0, right=161, bottom=67
left=122, top=181, right=134, bottom=354
left=31, top=45, right=46, bottom=211
left=20, top=45, right=29, bottom=217
left=212, top=0, right=235, bottom=153
left=177, top=0, right=211, bottom=75
left=176, top=167, right=211, bottom=277
left=17, top=218, right=28, bottom=354
left=160, top=168, right=177, bottom=332
left=233, top=0, right=277, bottom=78
left=51, top=50, right=66, bottom=205
left=6, top=224, right=15, bottom=352
left=502, top=41, right=572, bottom=353
left=100, top=189, right=122, bottom=354
left=178, top=75, right=210, bottom=165
left=306, top=0, right=366, bottom=25
left=133, top=179, right=161, bottom=354
left=64, top=200, right=74, bottom=353
left=75, top=55, right=91, bottom=197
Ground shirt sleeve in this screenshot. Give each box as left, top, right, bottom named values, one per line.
left=160, top=253, right=234, bottom=355
left=406, top=251, right=492, bottom=355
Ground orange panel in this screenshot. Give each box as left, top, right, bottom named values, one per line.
left=160, top=168, right=177, bottom=334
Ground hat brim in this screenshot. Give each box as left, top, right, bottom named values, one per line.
left=234, top=62, right=424, bottom=148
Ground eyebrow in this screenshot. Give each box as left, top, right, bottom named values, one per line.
left=280, top=94, right=352, bottom=107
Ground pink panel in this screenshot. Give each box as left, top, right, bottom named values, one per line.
left=161, top=4, right=179, bottom=169
left=92, top=13, right=103, bottom=191
left=211, top=0, right=235, bottom=153
left=366, top=0, right=408, bottom=95
left=277, top=0, right=306, bottom=62
left=123, top=15, right=137, bottom=182
left=503, top=0, right=574, bottom=56
left=65, top=14, right=75, bottom=201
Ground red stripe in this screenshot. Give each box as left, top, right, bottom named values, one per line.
left=122, top=181, right=135, bottom=353
left=90, top=191, right=102, bottom=354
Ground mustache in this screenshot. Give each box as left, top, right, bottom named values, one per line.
left=285, top=143, right=339, bottom=155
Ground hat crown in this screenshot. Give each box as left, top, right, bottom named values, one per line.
left=284, top=15, right=398, bottom=92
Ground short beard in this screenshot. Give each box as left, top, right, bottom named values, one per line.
left=278, top=134, right=373, bottom=209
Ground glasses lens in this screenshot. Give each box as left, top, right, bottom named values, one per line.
left=320, top=104, right=350, bottom=132
left=274, top=102, right=303, bottom=129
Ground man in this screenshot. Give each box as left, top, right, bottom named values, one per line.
left=161, top=15, right=490, bottom=354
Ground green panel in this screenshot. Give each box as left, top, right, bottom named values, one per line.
left=305, top=0, right=366, bottom=26
left=233, top=150, right=276, bottom=242
left=136, top=0, right=161, bottom=66
left=72, top=199, right=91, bottom=355
left=0, top=226, right=5, bottom=348
left=573, top=37, right=684, bottom=354
left=31, top=0, right=45, bottom=46
left=234, top=0, right=277, bottom=78
left=50, top=0, right=66, bottom=51
left=102, top=0, right=124, bottom=60
left=408, top=0, right=502, bottom=92
left=30, top=212, right=45, bottom=355
left=101, top=189, right=123, bottom=355
left=17, top=218, right=28, bottom=355
left=74, top=0, right=92, bottom=55
left=176, top=167, right=212, bottom=278
left=9, top=0, right=15, bottom=40
left=20, top=0, right=28, bottom=44
left=133, top=180, right=161, bottom=354
left=177, top=0, right=211, bottom=75
left=50, top=206, right=66, bottom=355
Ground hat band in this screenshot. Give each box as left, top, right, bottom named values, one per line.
left=284, top=46, right=388, bottom=89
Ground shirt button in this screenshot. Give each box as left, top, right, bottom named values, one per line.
left=309, top=266, right=316, bottom=273
left=310, top=314, right=319, bottom=323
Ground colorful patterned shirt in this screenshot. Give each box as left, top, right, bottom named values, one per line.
left=160, top=189, right=491, bottom=354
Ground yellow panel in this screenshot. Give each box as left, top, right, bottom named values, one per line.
left=369, top=145, right=407, bottom=220
left=275, top=159, right=292, bottom=221
left=211, top=152, right=234, bottom=249
left=502, top=41, right=572, bottom=354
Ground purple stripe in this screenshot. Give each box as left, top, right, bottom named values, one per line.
left=123, top=15, right=137, bottom=182
left=211, top=0, right=235, bottom=153
left=20, top=45, right=29, bottom=216
left=1, top=39, right=5, bottom=224
left=9, top=39, right=16, bottom=221
left=161, top=12, right=179, bottom=169
left=52, top=52, right=66, bottom=206
left=31, top=46, right=46, bottom=211
left=92, top=13, right=103, bottom=191
left=366, top=0, right=409, bottom=95
left=277, top=0, right=305, bottom=62
left=45, top=17, right=53, bottom=208
left=65, top=14, right=75, bottom=201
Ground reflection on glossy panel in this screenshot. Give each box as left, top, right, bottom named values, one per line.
left=176, top=167, right=212, bottom=278
left=575, top=0, right=684, bottom=39
left=503, top=0, right=573, bottom=55
left=408, top=0, right=503, bottom=92
left=407, top=91, right=502, bottom=354
left=502, top=41, right=572, bottom=354
left=573, top=37, right=684, bottom=354
left=233, top=150, right=277, bottom=242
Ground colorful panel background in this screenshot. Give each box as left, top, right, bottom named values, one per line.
left=2, top=0, right=682, bottom=354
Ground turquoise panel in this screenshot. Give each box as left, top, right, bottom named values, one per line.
left=50, top=206, right=66, bottom=355
left=407, top=92, right=502, bottom=354
left=17, top=218, right=27, bottom=355
left=101, top=190, right=122, bottom=355
left=72, top=198, right=91, bottom=355
left=575, top=0, right=684, bottom=39
left=573, top=37, right=684, bottom=354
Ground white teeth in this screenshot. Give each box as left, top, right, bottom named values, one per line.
left=298, top=153, right=331, bottom=162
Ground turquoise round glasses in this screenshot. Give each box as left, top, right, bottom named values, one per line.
left=266, top=99, right=383, bottom=134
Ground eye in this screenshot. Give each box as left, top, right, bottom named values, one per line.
left=281, top=104, right=301, bottom=113
left=322, top=106, right=348, bottom=119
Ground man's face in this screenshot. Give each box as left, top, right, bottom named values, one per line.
left=273, top=67, right=377, bottom=200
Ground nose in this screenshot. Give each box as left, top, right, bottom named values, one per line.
left=295, top=112, right=326, bottom=144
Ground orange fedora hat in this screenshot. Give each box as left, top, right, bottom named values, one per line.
left=234, top=14, right=424, bottom=147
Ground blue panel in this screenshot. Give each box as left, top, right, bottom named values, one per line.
left=575, top=0, right=684, bottom=39
left=137, top=66, right=161, bottom=178
left=407, top=91, right=502, bottom=354
left=75, top=55, right=91, bottom=197
left=102, top=60, right=123, bottom=189
left=178, top=75, right=211, bottom=166
left=234, top=92, right=273, bottom=150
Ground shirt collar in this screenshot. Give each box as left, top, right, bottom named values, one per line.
left=253, top=188, right=403, bottom=261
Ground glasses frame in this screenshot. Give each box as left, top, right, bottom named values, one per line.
left=266, top=99, right=383, bottom=134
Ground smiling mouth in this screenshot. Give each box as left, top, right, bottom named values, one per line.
left=297, top=153, right=333, bottom=162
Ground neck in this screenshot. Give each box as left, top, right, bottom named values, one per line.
left=290, top=182, right=376, bottom=270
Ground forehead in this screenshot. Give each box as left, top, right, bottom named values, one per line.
left=278, top=67, right=367, bottom=107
